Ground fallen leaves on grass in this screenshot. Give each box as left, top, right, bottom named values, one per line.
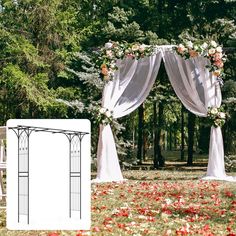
left=91, top=171, right=236, bottom=235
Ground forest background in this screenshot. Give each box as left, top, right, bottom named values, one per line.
left=0, top=0, right=236, bottom=169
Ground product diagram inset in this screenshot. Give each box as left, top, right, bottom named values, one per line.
left=9, top=125, right=89, bottom=225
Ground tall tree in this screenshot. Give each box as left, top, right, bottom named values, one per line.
left=137, top=104, right=144, bottom=164
left=187, top=112, right=196, bottom=166
left=180, top=105, right=185, bottom=160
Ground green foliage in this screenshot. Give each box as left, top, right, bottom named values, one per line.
left=222, top=80, right=236, bottom=154
left=0, top=0, right=235, bottom=158
left=0, top=0, right=86, bottom=123
left=0, top=64, right=67, bottom=118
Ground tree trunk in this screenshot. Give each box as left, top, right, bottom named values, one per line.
left=132, top=116, right=135, bottom=150
left=143, top=132, right=147, bottom=161
left=154, top=102, right=165, bottom=168
left=153, top=102, right=158, bottom=168
left=174, top=128, right=177, bottom=150
left=169, top=126, right=172, bottom=151
left=157, top=102, right=165, bottom=167
left=137, top=104, right=144, bottom=164
left=198, top=124, right=210, bottom=154
left=187, top=112, right=195, bottom=166
left=181, top=105, right=185, bottom=160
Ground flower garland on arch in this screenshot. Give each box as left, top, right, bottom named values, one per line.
left=175, top=40, right=227, bottom=127
left=96, top=40, right=227, bottom=83
left=96, top=41, right=156, bottom=82
left=175, top=40, right=227, bottom=81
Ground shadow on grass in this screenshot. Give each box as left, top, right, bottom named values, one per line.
left=91, top=161, right=208, bottom=181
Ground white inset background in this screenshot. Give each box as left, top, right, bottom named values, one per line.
left=7, top=119, right=91, bottom=230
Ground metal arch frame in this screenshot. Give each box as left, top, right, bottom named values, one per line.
left=64, top=132, right=86, bottom=219
left=9, top=125, right=89, bottom=224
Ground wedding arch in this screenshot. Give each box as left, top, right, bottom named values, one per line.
left=93, top=40, right=236, bottom=183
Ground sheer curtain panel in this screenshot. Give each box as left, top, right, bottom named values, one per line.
left=94, top=52, right=162, bottom=182
left=163, top=50, right=235, bottom=182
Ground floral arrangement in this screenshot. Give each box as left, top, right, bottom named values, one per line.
left=207, top=107, right=226, bottom=127
left=96, top=41, right=155, bottom=81
left=96, top=40, right=227, bottom=83
left=97, top=107, right=113, bottom=125
left=175, top=40, right=227, bottom=80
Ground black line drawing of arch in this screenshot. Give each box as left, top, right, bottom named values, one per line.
left=9, top=125, right=89, bottom=224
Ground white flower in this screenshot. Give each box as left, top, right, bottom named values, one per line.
left=193, top=45, right=199, bottom=51
left=210, top=107, right=218, bottom=115
left=131, top=44, right=140, bottom=51
left=105, top=42, right=113, bottom=49
left=186, top=223, right=190, bottom=232
left=218, top=112, right=226, bottom=119
left=129, top=221, right=136, bottom=226
left=108, top=70, right=115, bottom=78
left=138, top=215, right=146, bottom=219
left=139, top=44, right=146, bottom=52
left=210, top=40, right=217, bottom=47
left=106, top=50, right=113, bottom=58
left=186, top=41, right=193, bottom=48
left=110, top=62, right=116, bottom=69
left=208, top=48, right=216, bottom=55
left=164, top=198, right=172, bottom=205
left=99, top=107, right=106, bottom=114
left=105, top=110, right=112, bottom=118
left=116, top=50, right=123, bottom=57
left=111, top=208, right=120, bottom=214
left=216, top=46, right=223, bottom=53
left=201, top=42, right=208, bottom=49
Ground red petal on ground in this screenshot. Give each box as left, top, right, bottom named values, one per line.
left=93, top=226, right=100, bottom=232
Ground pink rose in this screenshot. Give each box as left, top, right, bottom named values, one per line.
left=214, top=52, right=223, bottom=61
left=177, top=44, right=186, bottom=54
left=214, top=60, right=224, bottom=68
left=126, top=53, right=135, bottom=59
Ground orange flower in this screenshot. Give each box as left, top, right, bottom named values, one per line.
left=189, top=49, right=198, bottom=57
left=213, top=70, right=221, bottom=77
left=101, top=63, right=107, bottom=69
left=101, top=64, right=108, bottom=76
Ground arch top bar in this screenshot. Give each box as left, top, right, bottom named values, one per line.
left=8, top=125, right=89, bottom=136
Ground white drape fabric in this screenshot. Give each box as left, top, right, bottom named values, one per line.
left=163, top=51, right=236, bottom=181
left=94, top=53, right=163, bottom=182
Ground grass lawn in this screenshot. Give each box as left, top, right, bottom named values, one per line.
left=0, top=169, right=236, bottom=236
